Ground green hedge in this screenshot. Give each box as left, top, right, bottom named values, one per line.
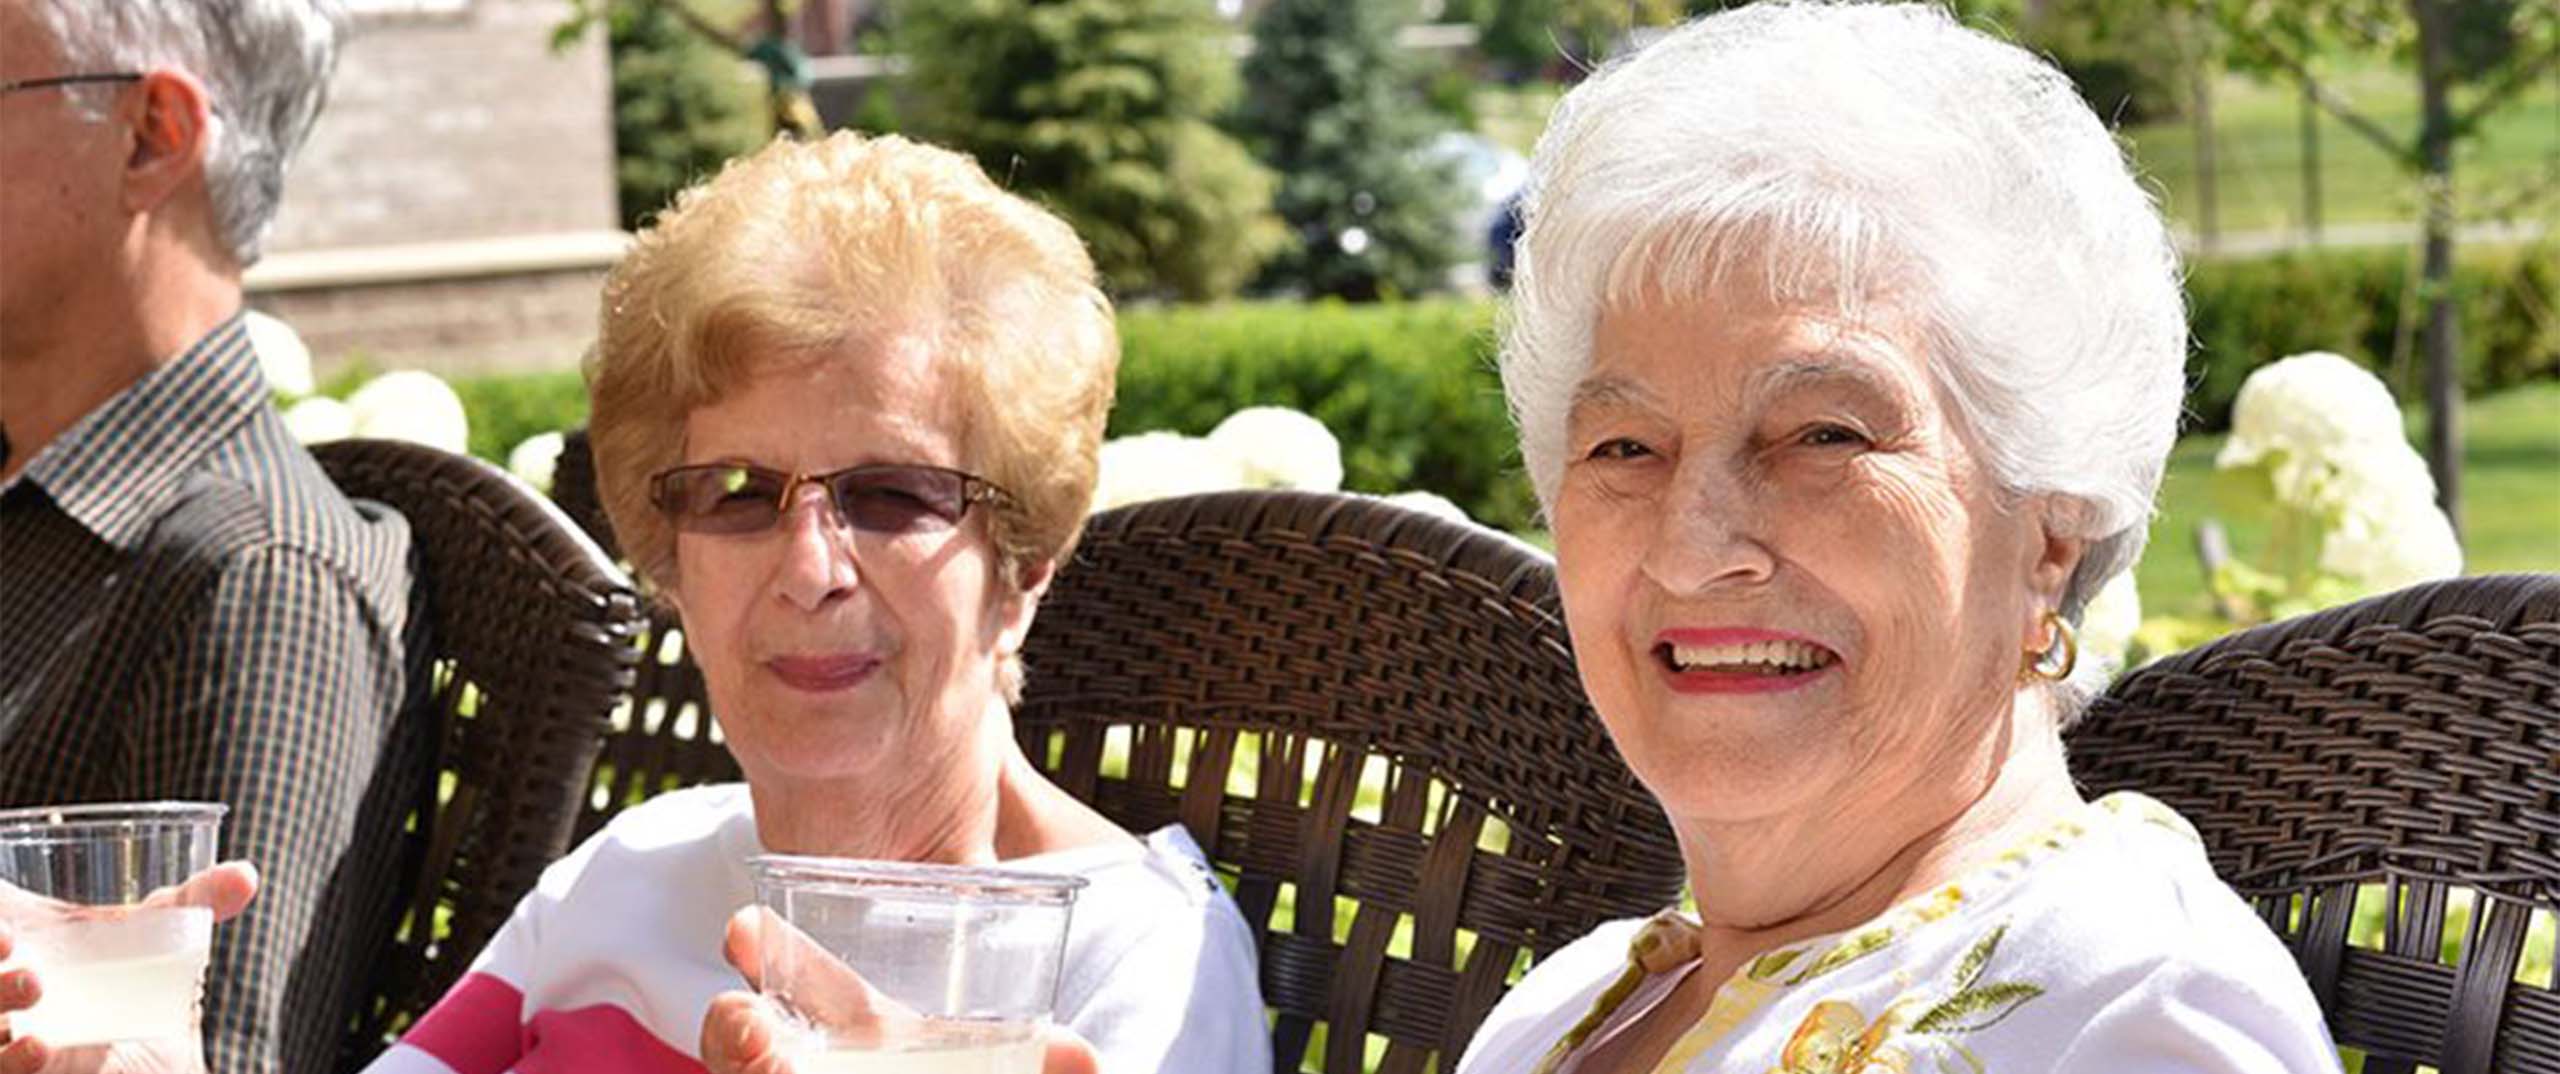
left=1111, top=299, right=1536, bottom=531
left=445, top=244, right=2553, bottom=535
left=2185, top=242, right=2557, bottom=430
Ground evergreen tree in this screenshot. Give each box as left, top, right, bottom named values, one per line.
left=595, top=2, right=770, bottom=230
left=894, top=0, right=1283, bottom=301
left=1240, top=0, right=1468, bottom=300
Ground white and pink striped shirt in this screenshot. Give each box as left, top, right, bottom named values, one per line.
left=360, top=783, right=1269, bottom=1074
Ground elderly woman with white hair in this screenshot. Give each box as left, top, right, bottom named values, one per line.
left=702, top=4, right=2341, bottom=1073
left=1451, top=3, right=2340, bottom=1072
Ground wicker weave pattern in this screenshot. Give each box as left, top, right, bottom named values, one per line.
left=1015, top=491, right=1685, bottom=1073
left=2069, top=573, right=2560, bottom=1074
left=549, top=432, right=1687, bottom=1072
left=315, top=439, right=644, bottom=1065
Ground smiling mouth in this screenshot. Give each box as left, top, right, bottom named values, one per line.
left=1653, top=638, right=1841, bottom=676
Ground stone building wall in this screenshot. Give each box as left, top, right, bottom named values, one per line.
left=248, top=0, right=621, bottom=378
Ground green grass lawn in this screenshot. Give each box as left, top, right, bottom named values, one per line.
left=1477, top=61, right=2560, bottom=240
left=2138, top=380, right=2560, bottom=621
left=2121, top=60, right=2560, bottom=238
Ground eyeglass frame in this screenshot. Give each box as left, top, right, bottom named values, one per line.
left=647, top=460, right=1016, bottom=538
left=0, top=73, right=142, bottom=96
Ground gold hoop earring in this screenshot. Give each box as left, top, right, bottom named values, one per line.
left=2020, top=609, right=2078, bottom=683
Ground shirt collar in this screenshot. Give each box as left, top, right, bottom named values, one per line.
left=16, top=314, right=265, bottom=551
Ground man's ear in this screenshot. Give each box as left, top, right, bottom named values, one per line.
left=120, top=68, right=214, bottom=215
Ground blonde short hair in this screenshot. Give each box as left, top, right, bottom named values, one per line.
left=588, top=132, right=1119, bottom=614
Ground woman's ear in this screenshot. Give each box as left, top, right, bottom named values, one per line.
left=2019, top=496, right=2089, bottom=653
left=995, top=559, right=1056, bottom=656
left=2034, top=529, right=2088, bottom=611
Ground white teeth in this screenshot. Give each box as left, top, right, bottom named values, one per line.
left=1666, top=639, right=1834, bottom=672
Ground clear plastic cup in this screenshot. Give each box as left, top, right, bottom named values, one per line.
left=0, top=801, right=226, bottom=1047
left=749, top=856, right=1086, bottom=1074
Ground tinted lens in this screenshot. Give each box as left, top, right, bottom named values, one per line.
left=654, top=465, right=786, bottom=534
left=829, top=466, right=970, bottom=534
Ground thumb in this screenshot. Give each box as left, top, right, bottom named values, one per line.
left=139, top=860, right=259, bottom=922
left=722, top=906, right=766, bottom=991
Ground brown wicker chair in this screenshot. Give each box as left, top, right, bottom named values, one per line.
left=314, top=438, right=645, bottom=1067
left=2069, top=573, right=2560, bottom=1074
left=549, top=431, right=1689, bottom=1073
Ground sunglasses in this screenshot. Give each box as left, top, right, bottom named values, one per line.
left=649, top=462, right=1011, bottom=537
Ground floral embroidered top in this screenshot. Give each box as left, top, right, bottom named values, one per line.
left=1456, top=793, right=2342, bottom=1074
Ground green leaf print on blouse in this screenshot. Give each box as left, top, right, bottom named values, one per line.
left=1764, top=923, right=2043, bottom=1074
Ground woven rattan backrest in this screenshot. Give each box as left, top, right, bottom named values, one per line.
left=550, top=432, right=1688, bottom=1071
left=1015, top=491, right=1684, bottom=1073
left=2069, top=573, right=2560, bottom=1074
left=552, top=431, right=741, bottom=837
left=316, top=439, right=644, bottom=1066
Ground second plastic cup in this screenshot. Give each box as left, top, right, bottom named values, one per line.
left=0, top=801, right=226, bottom=1047
left=748, top=856, right=1086, bottom=1074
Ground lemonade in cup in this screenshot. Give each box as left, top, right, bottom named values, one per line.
left=0, top=801, right=226, bottom=1048
left=748, top=856, right=1085, bottom=1074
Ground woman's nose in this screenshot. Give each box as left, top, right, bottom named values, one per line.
left=1640, top=468, right=1776, bottom=596
left=771, top=482, right=860, bottom=612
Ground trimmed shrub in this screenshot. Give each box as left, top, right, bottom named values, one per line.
left=1112, top=299, right=1535, bottom=531
left=2185, top=242, right=2558, bottom=430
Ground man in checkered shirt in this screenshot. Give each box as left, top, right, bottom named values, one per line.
left=0, top=2, right=428, bottom=1071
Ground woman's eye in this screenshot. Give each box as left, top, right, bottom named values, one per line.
left=1798, top=423, right=1867, bottom=448
left=1585, top=437, right=1654, bottom=461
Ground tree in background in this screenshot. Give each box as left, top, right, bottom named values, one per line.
left=893, top=0, right=1283, bottom=301
left=2187, top=0, right=2560, bottom=532
left=1240, top=0, right=1465, bottom=300
left=555, top=2, right=773, bottom=231
left=1455, top=0, right=1686, bottom=77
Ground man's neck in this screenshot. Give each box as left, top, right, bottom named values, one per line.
left=1, top=257, right=241, bottom=482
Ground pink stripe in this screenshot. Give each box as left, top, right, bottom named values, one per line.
left=400, top=973, right=527, bottom=1074
left=519, top=1003, right=704, bottom=1074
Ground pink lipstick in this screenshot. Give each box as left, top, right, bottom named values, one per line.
left=766, top=652, right=881, bottom=693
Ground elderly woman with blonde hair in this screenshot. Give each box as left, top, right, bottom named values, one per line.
left=358, top=133, right=1267, bottom=1074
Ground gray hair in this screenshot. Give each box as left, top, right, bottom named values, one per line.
left=29, top=0, right=346, bottom=266
left=1501, top=0, right=2186, bottom=709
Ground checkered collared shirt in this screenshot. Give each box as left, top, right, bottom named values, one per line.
left=0, top=315, right=426, bottom=1074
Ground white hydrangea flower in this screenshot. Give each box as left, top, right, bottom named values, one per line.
left=2319, top=502, right=2463, bottom=594
left=243, top=310, right=314, bottom=398
left=508, top=431, right=568, bottom=495
left=346, top=370, right=471, bottom=455
left=1090, top=432, right=1246, bottom=512
left=1207, top=406, right=1344, bottom=493
left=1381, top=491, right=1469, bottom=524
left=2216, top=352, right=2405, bottom=503
left=2315, top=440, right=2463, bottom=592
left=280, top=396, right=354, bottom=445
left=2312, top=437, right=2441, bottom=520
left=2074, top=570, right=2142, bottom=680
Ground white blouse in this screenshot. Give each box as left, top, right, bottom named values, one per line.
left=1457, top=793, right=2342, bottom=1074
